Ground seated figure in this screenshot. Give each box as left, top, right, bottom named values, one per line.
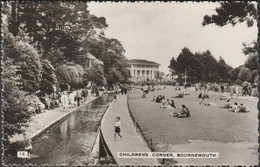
left=220, top=100, right=231, bottom=109
left=169, top=105, right=190, bottom=118
left=238, top=103, right=249, bottom=113
left=228, top=102, right=239, bottom=113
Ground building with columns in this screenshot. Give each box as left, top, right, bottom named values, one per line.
left=127, top=59, right=160, bottom=81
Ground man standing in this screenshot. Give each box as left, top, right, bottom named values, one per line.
left=76, top=89, right=82, bottom=106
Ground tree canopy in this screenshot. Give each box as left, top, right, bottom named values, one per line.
left=202, top=2, right=257, bottom=27
left=169, top=47, right=232, bottom=83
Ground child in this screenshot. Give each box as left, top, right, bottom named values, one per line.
left=114, top=116, right=122, bottom=141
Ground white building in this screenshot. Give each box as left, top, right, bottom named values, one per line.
left=127, top=59, right=160, bottom=81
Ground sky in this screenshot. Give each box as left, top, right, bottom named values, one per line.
left=88, top=2, right=258, bottom=74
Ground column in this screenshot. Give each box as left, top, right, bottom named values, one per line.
left=144, top=70, right=147, bottom=79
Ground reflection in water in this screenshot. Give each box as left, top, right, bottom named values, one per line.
left=60, top=119, right=68, bottom=139
left=12, top=94, right=114, bottom=165
left=68, top=114, right=75, bottom=130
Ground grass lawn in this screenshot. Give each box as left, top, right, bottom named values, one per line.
left=128, top=86, right=258, bottom=165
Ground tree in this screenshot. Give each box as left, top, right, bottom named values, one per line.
left=230, top=66, right=242, bottom=82
left=244, top=53, right=258, bottom=71
left=84, top=65, right=106, bottom=86
left=238, top=66, right=251, bottom=81
left=202, top=2, right=257, bottom=56
left=55, top=64, right=85, bottom=90
left=242, top=41, right=257, bottom=55
left=3, top=18, right=42, bottom=94
left=9, top=2, right=108, bottom=65
left=3, top=59, right=34, bottom=158
left=250, top=70, right=258, bottom=83
left=169, top=47, right=232, bottom=83
left=39, top=59, right=59, bottom=96
left=202, top=2, right=257, bottom=27
left=217, top=56, right=233, bottom=83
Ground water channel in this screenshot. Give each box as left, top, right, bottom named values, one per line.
left=14, top=93, right=114, bottom=165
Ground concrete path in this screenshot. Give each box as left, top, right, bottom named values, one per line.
left=10, top=94, right=103, bottom=143
left=101, top=94, right=160, bottom=166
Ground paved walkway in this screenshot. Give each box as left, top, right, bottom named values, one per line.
left=101, top=94, right=160, bottom=166
left=10, top=94, right=103, bottom=143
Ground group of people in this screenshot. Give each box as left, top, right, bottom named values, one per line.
left=197, top=89, right=250, bottom=113
left=221, top=100, right=249, bottom=113
left=169, top=105, right=190, bottom=118
left=39, top=87, right=103, bottom=112
left=151, top=94, right=190, bottom=118
left=195, top=82, right=258, bottom=97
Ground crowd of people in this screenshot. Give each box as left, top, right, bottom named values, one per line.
left=197, top=85, right=250, bottom=112
left=195, top=82, right=258, bottom=97
left=37, top=85, right=105, bottom=113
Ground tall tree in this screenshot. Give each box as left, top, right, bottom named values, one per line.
left=169, top=47, right=233, bottom=83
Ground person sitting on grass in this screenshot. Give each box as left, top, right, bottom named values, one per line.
left=238, top=103, right=249, bottom=113
left=156, top=95, right=163, bottom=103
left=170, top=100, right=176, bottom=109
left=160, top=99, right=171, bottom=108
left=220, top=100, right=231, bottom=109
left=228, top=102, right=239, bottom=113
left=172, top=92, right=184, bottom=98
left=143, top=89, right=149, bottom=94
left=169, top=105, right=190, bottom=118
left=204, top=102, right=217, bottom=107
left=198, top=92, right=209, bottom=99
left=199, top=97, right=205, bottom=105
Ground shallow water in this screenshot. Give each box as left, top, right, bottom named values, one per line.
left=12, top=94, right=114, bottom=165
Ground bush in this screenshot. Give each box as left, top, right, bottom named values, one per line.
left=234, top=79, right=242, bottom=85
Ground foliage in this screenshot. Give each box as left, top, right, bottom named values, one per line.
left=39, top=59, right=59, bottom=96
left=202, top=2, right=257, bottom=56
left=168, top=47, right=232, bottom=83
left=3, top=18, right=42, bottom=94
left=84, top=65, right=106, bottom=86
left=3, top=59, right=34, bottom=157
left=242, top=41, right=257, bottom=55
left=230, top=66, right=242, bottom=82
left=234, top=79, right=242, bottom=85
left=244, top=53, right=258, bottom=71
left=202, top=2, right=257, bottom=27
left=238, top=66, right=251, bottom=81
left=250, top=70, right=258, bottom=83
left=55, top=64, right=85, bottom=90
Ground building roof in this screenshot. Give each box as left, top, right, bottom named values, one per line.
left=127, top=59, right=160, bottom=66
